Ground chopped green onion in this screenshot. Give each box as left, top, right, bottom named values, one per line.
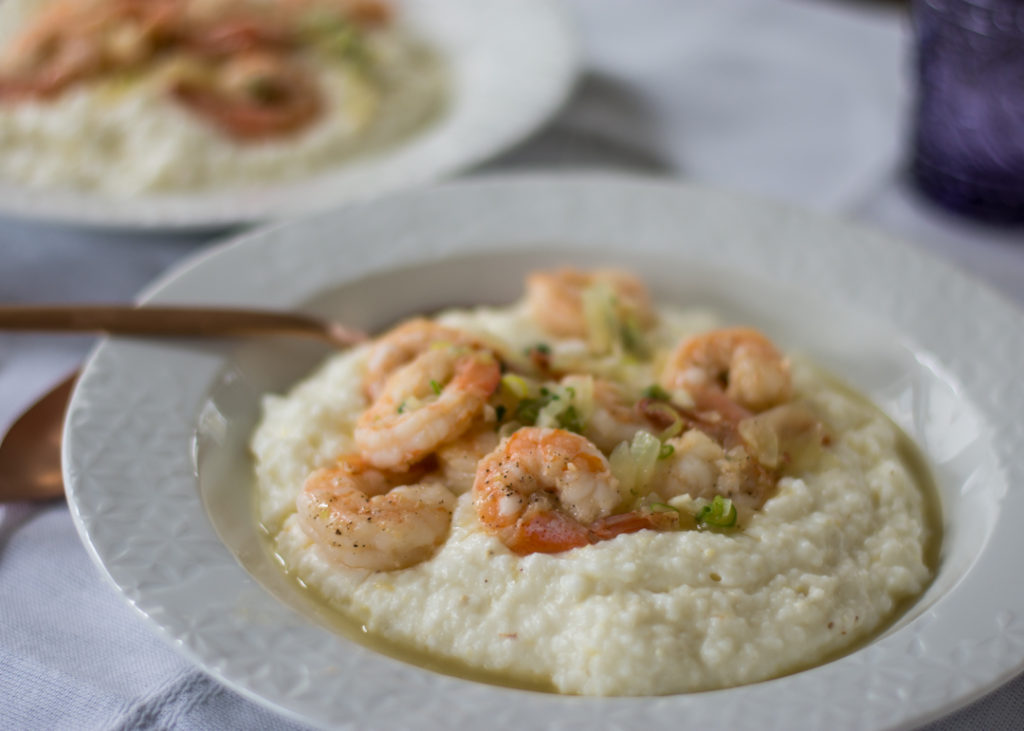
left=500, top=373, right=534, bottom=399
left=581, top=281, right=617, bottom=354
left=619, top=315, right=649, bottom=358
left=430, top=379, right=442, bottom=395
left=642, top=384, right=671, bottom=401
left=630, top=431, right=661, bottom=491
left=695, top=496, right=738, bottom=528
left=643, top=400, right=685, bottom=440
left=658, top=443, right=675, bottom=459
left=556, top=405, right=583, bottom=434
left=649, top=502, right=680, bottom=513
left=610, top=431, right=665, bottom=503
left=515, top=397, right=545, bottom=425
left=608, top=441, right=634, bottom=502
left=397, top=401, right=406, bottom=414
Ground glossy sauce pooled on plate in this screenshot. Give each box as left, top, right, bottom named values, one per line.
left=251, top=268, right=936, bottom=696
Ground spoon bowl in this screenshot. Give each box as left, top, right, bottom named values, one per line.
left=0, top=374, right=75, bottom=501
left=0, top=304, right=367, bottom=501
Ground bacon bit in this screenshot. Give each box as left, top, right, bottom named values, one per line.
left=499, top=632, right=518, bottom=639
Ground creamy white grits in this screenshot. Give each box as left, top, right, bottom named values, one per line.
left=252, top=303, right=934, bottom=696
left=0, top=0, right=445, bottom=194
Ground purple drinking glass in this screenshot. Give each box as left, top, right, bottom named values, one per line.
left=911, top=0, right=1024, bottom=223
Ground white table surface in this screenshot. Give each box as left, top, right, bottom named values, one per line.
left=1, top=0, right=1022, bottom=728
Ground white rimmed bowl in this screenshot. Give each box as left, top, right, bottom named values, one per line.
left=64, top=174, right=1024, bottom=729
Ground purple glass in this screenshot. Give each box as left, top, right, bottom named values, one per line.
left=911, top=0, right=1024, bottom=223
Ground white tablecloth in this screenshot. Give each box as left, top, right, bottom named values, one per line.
left=1, top=1, right=1022, bottom=728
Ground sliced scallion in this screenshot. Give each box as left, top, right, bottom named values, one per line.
left=642, top=384, right=671, bottom=401
left=500, top=373, right=534, bottom=399
left=695, top=495, right=737, bottom=528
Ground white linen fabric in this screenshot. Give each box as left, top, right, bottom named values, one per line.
left=1, top=0, right=1021, bottom=728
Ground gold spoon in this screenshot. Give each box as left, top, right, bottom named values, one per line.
left=0, top=304, right=367, bottom=502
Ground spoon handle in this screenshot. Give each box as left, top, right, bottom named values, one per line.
left=0, top=305, right=367, bottom=347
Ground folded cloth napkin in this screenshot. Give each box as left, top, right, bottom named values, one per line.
left=0, top=502, right=308, bottom=731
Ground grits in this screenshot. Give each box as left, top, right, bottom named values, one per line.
left=252, top=303, right=933, bottom=696
left=0, top=0, right=445, bottom=194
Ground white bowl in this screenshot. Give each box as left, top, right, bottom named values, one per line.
left=64, top=174, right=1024, bottom=729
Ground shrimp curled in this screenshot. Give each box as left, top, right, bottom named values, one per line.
left=362, top=318, right=487, bottom=402
left=525, top=268, right=655, bottom=339
left=472, top=427, right=675, bottom=555
left=355, top=346, right=500, bottom=470
left=661, top=327, right=791, bottom=412
left=296, top=459, right=456, bottom=571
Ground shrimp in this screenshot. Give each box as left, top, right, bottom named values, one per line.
left=654, top=429, right=775, bottom=517
left=281, top=0, right=393, bottom=26
left=472, top=427, right=676, bottom=555
left=355, top=346, right=500, bottom=470
left=660, top=327, right=791, bottom=413
left=436, top=425, right=499, bottom=495
left=0, top=0, right=182, bottom=99
left=525, top=268, right=656, bottom=339
left=581, top=377, right=741, bottom=453
left=297, top=458, right=455, bottom=571
left=580, top=378, right=651, bottom=452
left=170, top=51, right=322, bottom=140
left=0, top=0, right=341, bottom=139
left=363, top=318, right=487, bottom=402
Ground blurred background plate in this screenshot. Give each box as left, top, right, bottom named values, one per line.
left=0, top=0, right=578, bottom=230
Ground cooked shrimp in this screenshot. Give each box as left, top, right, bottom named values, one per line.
left=0, top=0, right=368, bottom=139
left=525, top=268, right=655, bottom=339
left=436, top=425, right=499, bottom=495
left=654, top=429, right=775, bottom=517
left=660, top=327, right=791, bottom=412
left=281, top=0, right=393, bottom=26
left=473, top=427, right=675, bottom=555
left=170, top=51, right=322, bottom=140
left=737, top=401, right=829, bottom=471
left=363, top=318, right=486, bottom=402
left=297, top=457, right=455, bottom=571
left=580, top=378, right=651, bottom=452
left=0, top=0, right=182, bottom=99
left=356, top=346, right=500, bottom=470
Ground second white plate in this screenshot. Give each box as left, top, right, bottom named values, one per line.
left=0, top=0, right=577, bottom=229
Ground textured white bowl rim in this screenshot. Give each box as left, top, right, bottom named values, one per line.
left=63, top=173, right=1024, bottom=730
left=0, top=0, right=578, bottom=230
